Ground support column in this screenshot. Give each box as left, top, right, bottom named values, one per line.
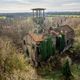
left=43, top=10, right=45, bottom=18
left=38, top=10, right=40, bottom=18
left=36, top=10, right=38, bottom=18
left=33, top=10, right=34, bottom=18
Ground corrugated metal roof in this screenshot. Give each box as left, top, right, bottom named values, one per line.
left=28, top=32, right=44, bottom=42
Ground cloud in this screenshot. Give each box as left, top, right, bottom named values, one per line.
left=63, top=2, right=80, bottom=6
left=0, top=0, right=80, bottom=13
left=62, top=2, right=80, bottom=11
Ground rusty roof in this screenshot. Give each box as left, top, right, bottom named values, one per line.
left=28, top=32, right=44, bottom=42
left=57, top=25, right=74, bottom=32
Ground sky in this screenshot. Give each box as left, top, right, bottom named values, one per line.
left=0, top=0, right=80, bottom=13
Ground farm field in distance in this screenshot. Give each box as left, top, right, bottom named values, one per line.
left=0, top=13, right=80, bottom=80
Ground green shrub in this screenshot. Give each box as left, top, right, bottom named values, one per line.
left=62, top=60, right=72, bottom=80
left=39, top=35, right=55, bottom=61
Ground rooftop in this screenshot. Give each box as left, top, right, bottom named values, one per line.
left=28, top=32, right=44, bottom=42
left=32, top=8, right=46, bottom=10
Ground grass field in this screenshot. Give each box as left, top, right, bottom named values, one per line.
left=0, top=16, right=80, bottom=80
left=0, top=16, right=6, bottom=19
left=48, top=15, right=80, bottom=18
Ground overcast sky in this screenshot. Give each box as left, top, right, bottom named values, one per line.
left=0, top=0, right=80, bottom=13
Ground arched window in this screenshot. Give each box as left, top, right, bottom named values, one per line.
left=23, top=40, right=26, bottom=45
left=67, top=40, right=70, bottom=45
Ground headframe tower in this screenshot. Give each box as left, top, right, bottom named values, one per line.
left=32, top=8, right=46, bottom=33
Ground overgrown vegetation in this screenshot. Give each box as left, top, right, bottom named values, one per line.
left=62, top=60, right=72, bottom=80
left=0, top=16, right=80, bottom=80
left=0, top=37, right=27, bottom=80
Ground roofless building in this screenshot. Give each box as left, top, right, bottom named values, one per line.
left=23, top=8, right=75, bottom=67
